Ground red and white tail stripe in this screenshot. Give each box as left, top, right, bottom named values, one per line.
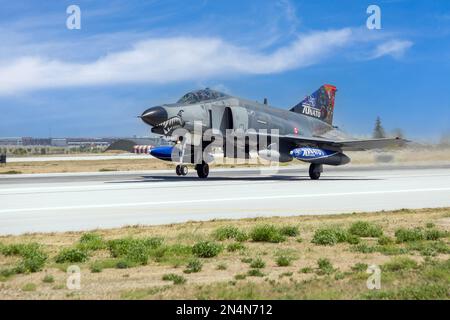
left=133, top=145, right=153, bottom=154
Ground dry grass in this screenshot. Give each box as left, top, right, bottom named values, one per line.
left=0, top=207, right=449, bottom=300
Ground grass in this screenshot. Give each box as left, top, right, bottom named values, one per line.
left=395, top=228, right=425, bottom=242
left=250, top=224, right=286, bottom=243
left=0, top=170, right=22, bottom=174
left=55, top=248, right=89, bottom=263
left=0, top=207, right=449, bottom=299
left=348, top=221, right=383, bottom=237
left=183, top=259, right=203, bottom=274
left=162, top=273, right=186, bottom=285
left=192, top=241, right=223, bottom=258
left=42, top=275, right=54, bottom=283
left=311, top=227, right=352, bottom=246
left=212, top=226, right=248, bottom=242
left=317, top=258, right=335, bottom=275
left=249, top=257, right=266, bottom=269
left=22, top=283, right=37, bottom=292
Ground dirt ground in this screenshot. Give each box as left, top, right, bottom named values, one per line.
left=0, top=208, right=448, bottom=300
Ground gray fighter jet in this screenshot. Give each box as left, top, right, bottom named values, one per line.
left=141, top=84, right=405, bottom=179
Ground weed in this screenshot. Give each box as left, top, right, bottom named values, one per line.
left=184, top=259, right=203, bottom=274
left=348, top=221, right=383, bottom=238
left=247, top=269, right=265, bottom=277
left=250, top=258, right=266, bottom=269
left=395, top=228, right=424, bottom=243
left=162, top=273, right=186, bottom=285
left=55, top=248, right=88, bottom=263
left=317, top=258, right=334, bottom=275
left=22, top=283, right=37, bottom=292
left=227, top=242, right=246, bottom=252
left=250, top=225, right=286, bottom=243
left=382, top=257, right=418, bottom=272
left=192, top=241, right=222, bottom=258
left=351, top=263, right=368, bottom=272
left=42, top=275, right=54, bottom=283
left=279, top=226, right=299, bottom=237
left=276, top=255, right=292, bottom=267
left=213, top=226, right=247, bottom=241
left=216, top=263, right=227, bottom=270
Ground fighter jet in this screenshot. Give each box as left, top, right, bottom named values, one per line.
left=141, top=85, right=405, bottom=179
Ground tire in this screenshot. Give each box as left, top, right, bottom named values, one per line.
left=196, top=162, right=209, bottom=178
left=309, top=163, right=321, bottom=180
left=180, top=165, right=188, bottom=176
left=175, top=165, right=182, bottom=176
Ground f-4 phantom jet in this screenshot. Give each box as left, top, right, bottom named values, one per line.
left=141, top=85, right=405, bottom=179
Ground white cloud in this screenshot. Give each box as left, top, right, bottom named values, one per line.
left=0, top=28, right=352, bottom=95
left=370, top=40, right=413, bottom=59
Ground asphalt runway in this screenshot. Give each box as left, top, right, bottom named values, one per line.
left=1, top=165, right=449, bottom=235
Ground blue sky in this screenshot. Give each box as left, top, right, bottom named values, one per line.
left=0, top=0, right=449, bottom=140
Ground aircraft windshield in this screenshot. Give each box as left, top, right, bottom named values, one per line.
left=177, top=88, right=227, bottom=104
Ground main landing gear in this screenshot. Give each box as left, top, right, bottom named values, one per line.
left=309, top=163, right=323, bottom=180
left=175, top=162, right=209, bottom=178
left=175, top=164, right=188, bottom=176
left=195, top=161, right=209, bottom=179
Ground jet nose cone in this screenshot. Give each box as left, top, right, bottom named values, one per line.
left=141, top=106, right=168, bottom=126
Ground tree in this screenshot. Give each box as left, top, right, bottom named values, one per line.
left=373, top=116, right=386, bottom=139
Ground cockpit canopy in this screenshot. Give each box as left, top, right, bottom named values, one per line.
left=177, top=88, right=228, bottom=105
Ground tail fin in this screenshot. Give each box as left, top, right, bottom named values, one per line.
left=290, top=84, right=337, bottom=125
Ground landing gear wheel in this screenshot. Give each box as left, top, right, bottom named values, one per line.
left=180, top=165, right=188, bottom=176
left=195, top=162, right=209, bottom=179
left=175, top=165, right=182, bottom=176
left=309, top=163, right=322, bottom=180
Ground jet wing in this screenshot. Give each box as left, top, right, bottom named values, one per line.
left=249, top=132, right=407, bottom=151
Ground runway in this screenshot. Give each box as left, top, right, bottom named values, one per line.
left=1, top=165, right=449, bottom=235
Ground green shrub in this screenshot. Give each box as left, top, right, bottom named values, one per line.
left=162, top=273, right=186, bottom=285
left=311, top=226, right=353, bottom=246
left=426, top=222, right=435, bottom=229
left=216, top=263, right=227, bottom=270
left=276, top=255, right=292, bottom=267
left=317, top=258, right=334, bottom=275
left=250, top=225, right=286, bottom=243
left=213, top=226, right=248, bottom=241
left=42, top=275, right=54, bottom=283
left=382, top=257, right=418, bottom=272
left=241, top=257, right=253, bottom=264
left=250, top=258, right=266, bottom=269
left=247, top=269, right=265, bottom=277
left=90, top=264, right=102, bottom=273
left=407, top=241, right=449, bottom=256
left=395, top=228, right=424, bottom=243
left=116, top=260, right=133, bottom=269
left=378, top=236, right=394, bottom=245
left=424, top=229, right=447, bottom=241
left=227, top=242, right=246, bottom=252
left=351, top=263, right=368, bottom=272
left=352, top=243, right=376, bottom=254
left=78, top=233, right=105, bottom=251
left=2, top=243, right=48, bottom=273
left=192, top=241, right=222, bottom=258
left=22, top=283, right=37, bottom=292
left=348, top=221, right=383, bottom=237
left=346, top=234, right=361, bottom=245
left=234, top=273, right=247, bottom=280
left=107, top=237, right=163, bottom=265
left=377, top=245, right=409, bottom=255
left=299, top=267, right=313, bottom=273
left=279, top=226, right=299, bottom=237
left=55, top=248, right=88, bottom=263
left=184, top=259, right=202, bottom=274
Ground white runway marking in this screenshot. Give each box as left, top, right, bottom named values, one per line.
left=1, top=187, right=450, bottom=214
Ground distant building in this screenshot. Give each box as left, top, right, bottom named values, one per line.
left=0, top=137, right=23, bottom=146
left=51, top=138, right=68, bottom=147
